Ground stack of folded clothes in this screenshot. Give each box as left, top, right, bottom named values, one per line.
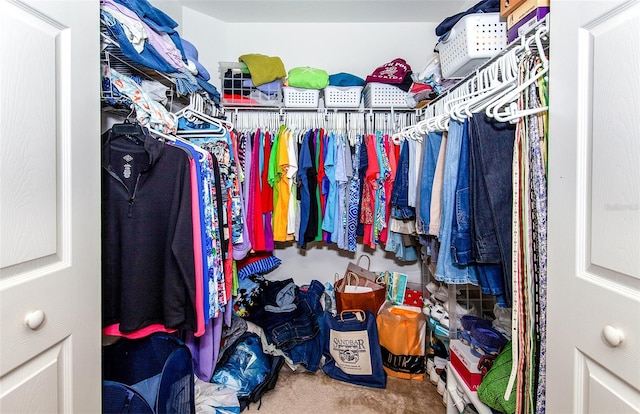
left=221, top=54, right=286, bottom=105
left=365, top=58, right=414, bottom=92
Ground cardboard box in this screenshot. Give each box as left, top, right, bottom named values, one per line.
left=507, top=7, right=550, bottom=43
left=449, top=340, right=483, bottom=391
left=507, top=0, right=550, bottom=28
left=500, top=0, right=527, bottom=17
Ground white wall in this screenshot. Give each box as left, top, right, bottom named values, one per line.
left=181, top=7, right=440, bottom=94
left=177, top=5, right=436, bottom=288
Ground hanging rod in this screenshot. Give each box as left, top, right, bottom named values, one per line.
left=223, top=106, right=419, bottom=113
left=419, top=15, right=550, bottom=116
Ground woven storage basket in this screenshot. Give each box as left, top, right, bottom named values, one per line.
left=438, top=13, right=507, bottom=79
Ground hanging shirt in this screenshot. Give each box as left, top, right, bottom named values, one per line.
left=270, top=125, right=290, bottom=241
left=297, top=130, right=314, bottom=248
left=102, top=131, right=197, bottom=334
left=347, top=139, right=362, bottom=252
left=335, top=134, right=349, bottom=249
left=261, top=131, right=275, bottom=251
left=314, top=129, right=324, bottom=242
left=321, top=132, right=337, bottom=236
left=286, top=128, right=299, bottom=240
left=249, top=130, right=266, bottom=250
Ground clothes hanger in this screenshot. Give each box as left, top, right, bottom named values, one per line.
left=485, top=29, right=549, bottom=120
left=487, top=30, right=549, bottom=122
left=176, top=93, right=233, bottom=136
left=492, top=26, right=550, bottom=122
left=110, top=107, right=147, bottom=144
left=458, top=49, right=520, bottom=117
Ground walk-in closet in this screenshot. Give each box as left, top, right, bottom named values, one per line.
left=1, top=1, right=639, bottom=414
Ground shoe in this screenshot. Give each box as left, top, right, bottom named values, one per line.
left=437, top=369, right=447, bottom=396
left=460, top=315, right=492, bottom=331
left=426, top=357, right=435, bottom=376
left=426, top=281, right=440, bottom=295
left=450, top=389, right=466, bottom=413
left=443, top=299, right=476, bottom=317
left=434, top=284, right=461, bottom=303
left=430, top=364, right=440, bottom=384
left=433, top=321, right=451, bottom=338
left=433, top=356, right=447, bottom=372
left=440, top=312, right=452, bottom=329
left=492, top=319, right=512, bottom=338
left=493, top=303, right=511, bottom=320
left=460, top=315, right=492, bottom=345
left=469, top=327, right=508, bottom=358
left=430, top=304, right=446, bottom=322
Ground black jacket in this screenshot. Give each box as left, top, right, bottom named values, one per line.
left=102, top=130, right=196, bottom=332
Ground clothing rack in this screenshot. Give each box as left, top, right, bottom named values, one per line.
left=396, top=16, right=550, bottom=141
left=225, top=106, right=420, bottom=141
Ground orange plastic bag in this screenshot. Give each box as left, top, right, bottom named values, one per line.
left=376, top=302, right=427, bottom=380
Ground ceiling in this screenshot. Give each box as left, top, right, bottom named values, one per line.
left=177, top=0, right=475, bottom=23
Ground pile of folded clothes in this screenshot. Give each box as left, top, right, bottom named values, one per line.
left=222, top=54, right=286, bottom=105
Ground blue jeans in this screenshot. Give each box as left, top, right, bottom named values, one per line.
left=390, top=140, right=414, bottom=219
left=283, top=280, right=325, bottom=372
left=435, top=120, right=479, bottom=285
left=451, top=120, right=473, bottom=265
left=419, top=131, right=443, bottom=233
left=450, top=121, right=506, bottom=302
left=469, top=114, right=516, bottom=307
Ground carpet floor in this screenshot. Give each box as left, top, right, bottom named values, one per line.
left=254, top=366, right=447, bottom=414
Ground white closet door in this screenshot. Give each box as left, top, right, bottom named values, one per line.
left=0, top=0, right=101, bottom=412
left=547, top=0, right=640, bottom=412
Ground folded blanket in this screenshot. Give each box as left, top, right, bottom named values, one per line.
left=238, top=54, right=286, bottom=86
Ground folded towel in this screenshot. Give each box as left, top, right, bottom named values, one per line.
left=238, top=54, right=286, bottom=86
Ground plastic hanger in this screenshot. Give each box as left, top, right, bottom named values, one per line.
left=459, top=49, right=521, bottom=117
left=110, top=118, right=146, bottom=145
left=486, top=28, right=549, bottom=120
left=487, top=27, right=549, bottom=122
left=492, top=26, right=549, bottom=122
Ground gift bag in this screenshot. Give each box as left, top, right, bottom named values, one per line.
left=376, top=302, right=428, bottom=380
left=334, top=255, right=386, bottom=315
left=322, top=309, right=387, bottom=388
left=383, top=271, right=409, bottom=305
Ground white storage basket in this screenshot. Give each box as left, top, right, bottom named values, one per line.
left=363, top=83, right=408, bottom=108
left=283, top=87, right=320, bottom=108
left=324, top=86, right=363, bottom=108
left=438, top=13, right=507, bottom=79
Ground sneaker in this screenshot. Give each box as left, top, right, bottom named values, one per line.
left=443, top=299, right=477, bottom=317
left=430, top=365, right=440, bottom=384
left=425, top=281, right=440, bottom=295
left=433, top=284, right=461, bottom=303
left=433, top=356, right=447, bottom=372
left=450, top=389, right=466, bottom=412
left=430, top=304, right=446, bottom=321
left=426, top=357, right=435, bottom=376
left=436, top=369, right=447, bottom=395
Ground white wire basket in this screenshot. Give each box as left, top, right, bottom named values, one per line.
left=324, top=86, right=363, bottom=108
left=283, top=87, right=320, bottom=108
left=438, top=13, right=507, bottom=79
left=219, top=61, right=283, bottom=106
left=363, top=83, right=408, bottom=108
